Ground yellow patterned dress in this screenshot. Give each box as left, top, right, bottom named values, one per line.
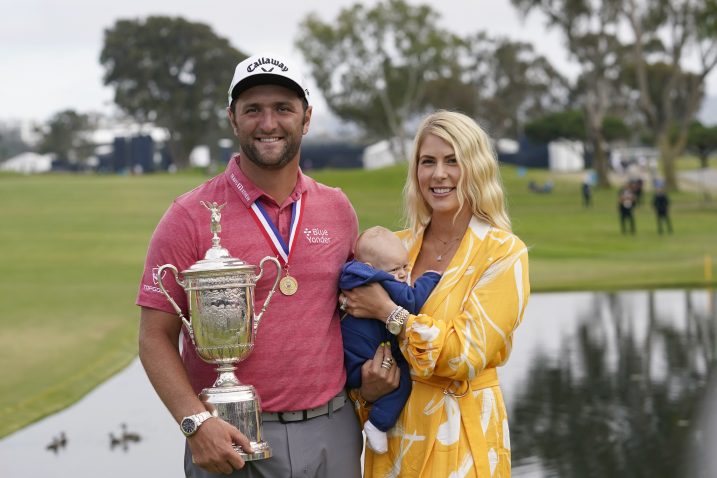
left=355, top=217, right=530, bottom=478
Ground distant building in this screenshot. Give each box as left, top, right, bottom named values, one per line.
left=498, top=137, right=585, bottom=172
left=0, top=152, right=53, bottom=174
left=90, top=123, right=170, bottom=173
left=361, top=138, right=413, bottom=170
left=300, top=141, right=365, bottom=170
left=547, top=140, right=584, bottom=172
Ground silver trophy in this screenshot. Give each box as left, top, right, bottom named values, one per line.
left=156, top=201, right=280, bottom=460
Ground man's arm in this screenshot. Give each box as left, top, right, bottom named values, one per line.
left=139, top=307, right=252, bottom=474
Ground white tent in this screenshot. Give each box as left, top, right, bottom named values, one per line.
left=548, top=140, right=584, bottom=172
left=496, top=138, right=519, bottom=154
left=0, top=152, right=53, bottom=174
left=362, top=138, right=413, bottom=170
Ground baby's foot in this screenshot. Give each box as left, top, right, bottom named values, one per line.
left=364, top=420, right=388, bottom=454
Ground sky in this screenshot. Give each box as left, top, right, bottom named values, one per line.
left=1, top=0, right=715, bottom=127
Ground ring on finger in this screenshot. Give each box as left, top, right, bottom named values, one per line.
left=381, top=361, right=392, bottom=370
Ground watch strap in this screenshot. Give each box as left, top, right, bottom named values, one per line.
left=180, top=411, right=212, bottom=437
left=386, top=306, right=409, bottom=335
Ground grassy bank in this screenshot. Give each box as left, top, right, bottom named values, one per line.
left=0, top=165, right=715, bottom=438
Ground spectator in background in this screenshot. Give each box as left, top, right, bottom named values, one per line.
left=636, top=178, right=644, bottom=205
left=529, top=179, right=554, bottom=194
left=653, top=187, right=673, bottom=235
left=630, top=178, right=644, bottom=206
left=618, top=184, right=636, bottom=235
left=581, top=181, right=592, bottom=208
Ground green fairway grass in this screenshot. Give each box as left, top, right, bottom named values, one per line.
left=1, top=164, right=715, bottom=438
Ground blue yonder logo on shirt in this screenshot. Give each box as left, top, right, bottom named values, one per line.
left=304, top=227, right=331, bottom=244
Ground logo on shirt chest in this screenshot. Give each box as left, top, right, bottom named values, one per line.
left=303, top=227, right=332, bottom=245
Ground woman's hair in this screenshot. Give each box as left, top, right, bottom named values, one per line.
left=403, top=110, right=511, bottom=234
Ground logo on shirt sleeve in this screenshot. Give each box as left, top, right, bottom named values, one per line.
left=142, top=266, right=167, bottom=294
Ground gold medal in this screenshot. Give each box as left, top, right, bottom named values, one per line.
left=279, top=275, right=298, bottom=296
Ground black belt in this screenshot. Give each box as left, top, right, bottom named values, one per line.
left=262, top=392, right=346, bottom=423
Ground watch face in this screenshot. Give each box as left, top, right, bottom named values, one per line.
left=387, top=320, right=401, bottom=335
left=181, top=417, right=197, bottom=436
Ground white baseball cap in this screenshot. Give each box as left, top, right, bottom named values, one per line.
left=228, top=53, right=310, bottom=106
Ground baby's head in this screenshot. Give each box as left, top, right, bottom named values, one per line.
left=355, top=226, right=409, bottom=282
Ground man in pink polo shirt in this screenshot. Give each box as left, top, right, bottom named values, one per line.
left=136, top=53, right=399, bottom=477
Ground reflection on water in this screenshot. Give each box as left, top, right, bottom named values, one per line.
left=0, top=290, right=714, bottom=477
left=506, top=290, right=716, bottom=478
left=0, top=358, right=185, bottom=477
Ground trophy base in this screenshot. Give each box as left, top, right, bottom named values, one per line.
left=232, top=440, right=272, bottom=461
left=201, top=384, right=272, bottom=461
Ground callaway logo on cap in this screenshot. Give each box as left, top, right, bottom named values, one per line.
left=228, top=53, right=310, bottom=106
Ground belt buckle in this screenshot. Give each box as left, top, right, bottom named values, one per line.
left=277, top=410, right=309, bottom=424
left=443, top=381, right=470, bottom=398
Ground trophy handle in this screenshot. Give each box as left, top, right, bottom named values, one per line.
left=155, top=264, right=194, bottom=343
left=253, top=256, right=281, bottom=334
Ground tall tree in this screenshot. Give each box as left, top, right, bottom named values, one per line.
left=464, top=35, right=570, bottom=140
left=687, top=121, right=717, bottom=169
left=623, top=0, right=717, bottom=190
left=0, top=122, right=30, bottom=161
left=524, top=110, right=587, bottom=143
left=420, top=35, right=569, bottom=141
left=295, top=0, right=462, bottom=161
left=525, top=109, right=628, bottom=145
left=100, top=16, right=245, bottom=168
left=511, top=0, right=625, bottom=188
left=35, top=109, right=95, bottom=164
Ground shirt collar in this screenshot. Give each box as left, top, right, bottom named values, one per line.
left=224, top=154, right=307, bottom=207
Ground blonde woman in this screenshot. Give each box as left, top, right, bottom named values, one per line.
left=343, top=111, right=530, bottom=477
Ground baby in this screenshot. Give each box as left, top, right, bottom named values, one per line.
left=340, top=226, right=441, bottom=453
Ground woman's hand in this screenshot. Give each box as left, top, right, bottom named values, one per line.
left=341, top=283, right=396, bottom=321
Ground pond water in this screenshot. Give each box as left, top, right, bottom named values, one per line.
left=0, top=289, right=715, bottom=477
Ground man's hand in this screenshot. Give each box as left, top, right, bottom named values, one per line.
left=187, top=418, right=253, bottom=475
left=360, top=343, right=400, bottom=403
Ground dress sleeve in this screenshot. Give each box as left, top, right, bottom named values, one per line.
left=401, top=238, right=530, bottom=381
left=347, top=388, right=371, bottom=424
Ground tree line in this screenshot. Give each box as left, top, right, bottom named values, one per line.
left=9, top=0, right=717, bottom=190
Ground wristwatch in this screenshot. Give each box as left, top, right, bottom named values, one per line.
left=386, top=306, right=409, bottom=335
left=180, top=411, right=212, bottom=437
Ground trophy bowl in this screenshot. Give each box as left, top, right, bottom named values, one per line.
left=156, top=201, right=280, bottom=461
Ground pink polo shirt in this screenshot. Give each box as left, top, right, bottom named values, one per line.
left=136, top=156, right=358, bottom=412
